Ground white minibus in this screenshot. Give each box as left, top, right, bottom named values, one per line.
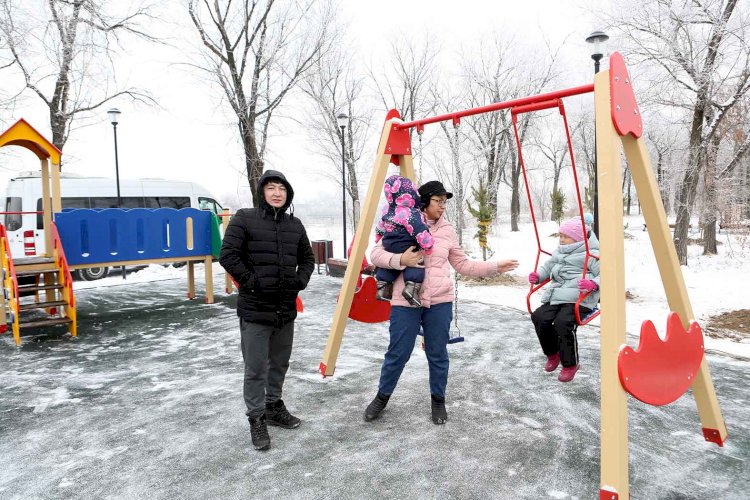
left=1, top=171, right=224, bottom=280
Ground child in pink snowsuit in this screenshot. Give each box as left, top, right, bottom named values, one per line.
left=374, top=175, right=434, bottom=306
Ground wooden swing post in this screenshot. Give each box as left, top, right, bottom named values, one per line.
left=594, top=66, right=630, bottom=499
left=596, top=52, right=727, bottom=499
left=319, top=111, right=415, bottom=377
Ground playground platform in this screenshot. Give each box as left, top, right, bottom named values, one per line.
left=0, top=272, right=748, bottom=499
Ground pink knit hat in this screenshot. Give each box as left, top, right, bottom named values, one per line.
left=558, top=218, right=586, bottom=242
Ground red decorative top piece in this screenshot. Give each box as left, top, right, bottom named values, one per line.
left=609, top=52, right=643, bottom=138
left=618, top=312, right=704, bottom=406
left=384, top=109, right=412, bottom=166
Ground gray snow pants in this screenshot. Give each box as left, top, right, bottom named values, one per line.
left=239, top=318, right=295, bottom=418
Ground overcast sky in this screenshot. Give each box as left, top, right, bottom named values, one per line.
left=0, top=0, right=609, bottom=208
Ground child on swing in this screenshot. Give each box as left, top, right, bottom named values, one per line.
left=374, top=174, right=435, bottom=307
left=528, top=217, right=600, bottom=382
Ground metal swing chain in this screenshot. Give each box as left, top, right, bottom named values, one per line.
left=452, top=122, right=461, bottom=335
left=417, top=130, right=424, bottom=185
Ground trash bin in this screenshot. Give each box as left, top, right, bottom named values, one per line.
left=311, top=240, right=333, bottom=275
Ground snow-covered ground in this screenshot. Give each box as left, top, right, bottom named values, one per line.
left=1, top=270, right=748, bottom=499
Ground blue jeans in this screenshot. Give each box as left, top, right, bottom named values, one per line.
left=378, top=302, right=452, bottom=397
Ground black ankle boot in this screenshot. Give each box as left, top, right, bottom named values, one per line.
left=376, top=281, right=393, bottom=301
left=265, top=399, right=301, bottom=429
left=249, top=414, right=271, bottom=450
left=402, top=281, right=423, bottom=307
left=364, top=391, right=390, bottom=422
left=431, top=394, right=447, bottom=425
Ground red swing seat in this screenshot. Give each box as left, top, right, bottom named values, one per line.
left=339, top=239, right=391, bottom=323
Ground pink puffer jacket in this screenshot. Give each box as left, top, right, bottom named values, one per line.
left=370, top=216, right=498, bottom=308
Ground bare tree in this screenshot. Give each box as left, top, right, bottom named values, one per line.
left=187, top=0, right=334, bottom=207
left=610, top=0, right=750, bottom=264
left=460, top=36, right=515, bottom=220
left=645, top=122, right=684, bottom=216
left=424, top=81, right=470, bottom=243
left=572, top=114, right=596, bottom=213
left=533, top=124, right=573, bottom=216
left=0, top=23, right=17, bottom=117
left=462, top=35, right=560, bottom=231
left=0, top=0, right=157, bottom=152
left=299, top=45, right=371, bottom=232
left=368, top=34, right=439, bottom=149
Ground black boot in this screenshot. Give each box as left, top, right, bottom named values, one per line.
left=363, top=391, right=390, bottom=422
left=431, top=394, right=447, bottom=425
left=265, top=399, right=301, bottom=429
left=402, top=281, right=422, bottom=307
left=249, top=414, right=271, bottom=450
left=376, top=281, right=393, bottom=301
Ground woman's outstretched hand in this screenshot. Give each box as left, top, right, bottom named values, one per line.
left=400, top=246, right=424, bottom=267
left=496, top=259, right=519, bottom=273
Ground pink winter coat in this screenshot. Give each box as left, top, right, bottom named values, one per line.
left=370, top=215, right=498, bottom=308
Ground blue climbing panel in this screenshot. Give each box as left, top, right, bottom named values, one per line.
left=55, top=208, right=215, bottom=266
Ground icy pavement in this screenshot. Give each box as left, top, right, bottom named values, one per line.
left=1, top=273, right=748, bottom=499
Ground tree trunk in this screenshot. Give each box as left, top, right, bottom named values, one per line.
left=510, top=167, right=520, bottom=231
left=673, top=164, right=701, bottom=264
left=486, top=146, right=498, bottom=220
left=702, top=217, right=717, bottom=254
left=348, top=159, right=360, bottom=231
left=626, top=170, right=632, bottom=216
left=702, top=136, right=720, bottom=255
left=673, top=115, right=706, bottom=264
left=241, top=118, right=263, bottom=207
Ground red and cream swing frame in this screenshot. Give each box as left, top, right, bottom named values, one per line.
left=319, top=52, right=727, bottom=498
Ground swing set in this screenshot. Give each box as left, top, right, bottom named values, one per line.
left=320, top=52, right=727, bottom=498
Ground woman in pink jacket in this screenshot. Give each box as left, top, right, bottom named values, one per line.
left=364, top=180, right=519, bottom=425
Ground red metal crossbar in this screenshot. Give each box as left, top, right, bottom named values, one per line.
left=394, top=84, right=594, bottom=131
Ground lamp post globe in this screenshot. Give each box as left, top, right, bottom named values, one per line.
left=107, top=107, right=121, bottom=125
left=337, top=112, right=348, bottom=258
left=586, top=30, right=610, bottom=74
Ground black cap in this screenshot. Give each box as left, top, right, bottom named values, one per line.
left=418, top=181, right=453, bottom=205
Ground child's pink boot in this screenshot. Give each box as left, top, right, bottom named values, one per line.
left=558, top=365, right=579, bottom=382
left=544, top=353, right=560, bottom=372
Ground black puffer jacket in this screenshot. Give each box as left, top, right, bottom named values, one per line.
left=219, top=170, right=314, bottom=325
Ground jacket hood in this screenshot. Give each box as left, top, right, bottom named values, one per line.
left=257, top=169, right=294, bottom=213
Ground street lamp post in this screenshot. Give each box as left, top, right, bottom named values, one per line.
left=107, top=108, right=122, bottom=208
left=586, top=30, right=609, bottom=238
left=107, top=107, right=126, bottom=280
left=336, top=112, right=348, bottom=258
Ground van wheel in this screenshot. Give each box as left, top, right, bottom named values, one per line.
left=77, top=267, right=109, bottom=281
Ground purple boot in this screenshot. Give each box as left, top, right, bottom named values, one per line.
left=544, top=353, right=560, bottom=372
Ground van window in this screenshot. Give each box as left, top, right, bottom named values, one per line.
left=4, top=197, right=22, bottom=231
left=198, top=197, right=222, bottom=214
left=37, top=197, right=90, bottom=229
left=90, top=197, right=144, bottom=209
left=145, top=197, right=191, bottom=209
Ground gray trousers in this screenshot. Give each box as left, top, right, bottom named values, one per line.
left=239, top=318, right=295, bottom=418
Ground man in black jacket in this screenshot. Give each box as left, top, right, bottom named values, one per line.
left=219, top=170, right=314, bottom=451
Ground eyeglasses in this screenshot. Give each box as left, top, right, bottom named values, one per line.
left=431, top=198, right=448, bottom=207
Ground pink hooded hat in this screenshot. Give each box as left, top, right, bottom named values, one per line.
left=558, top=218, right=586, bottom=242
